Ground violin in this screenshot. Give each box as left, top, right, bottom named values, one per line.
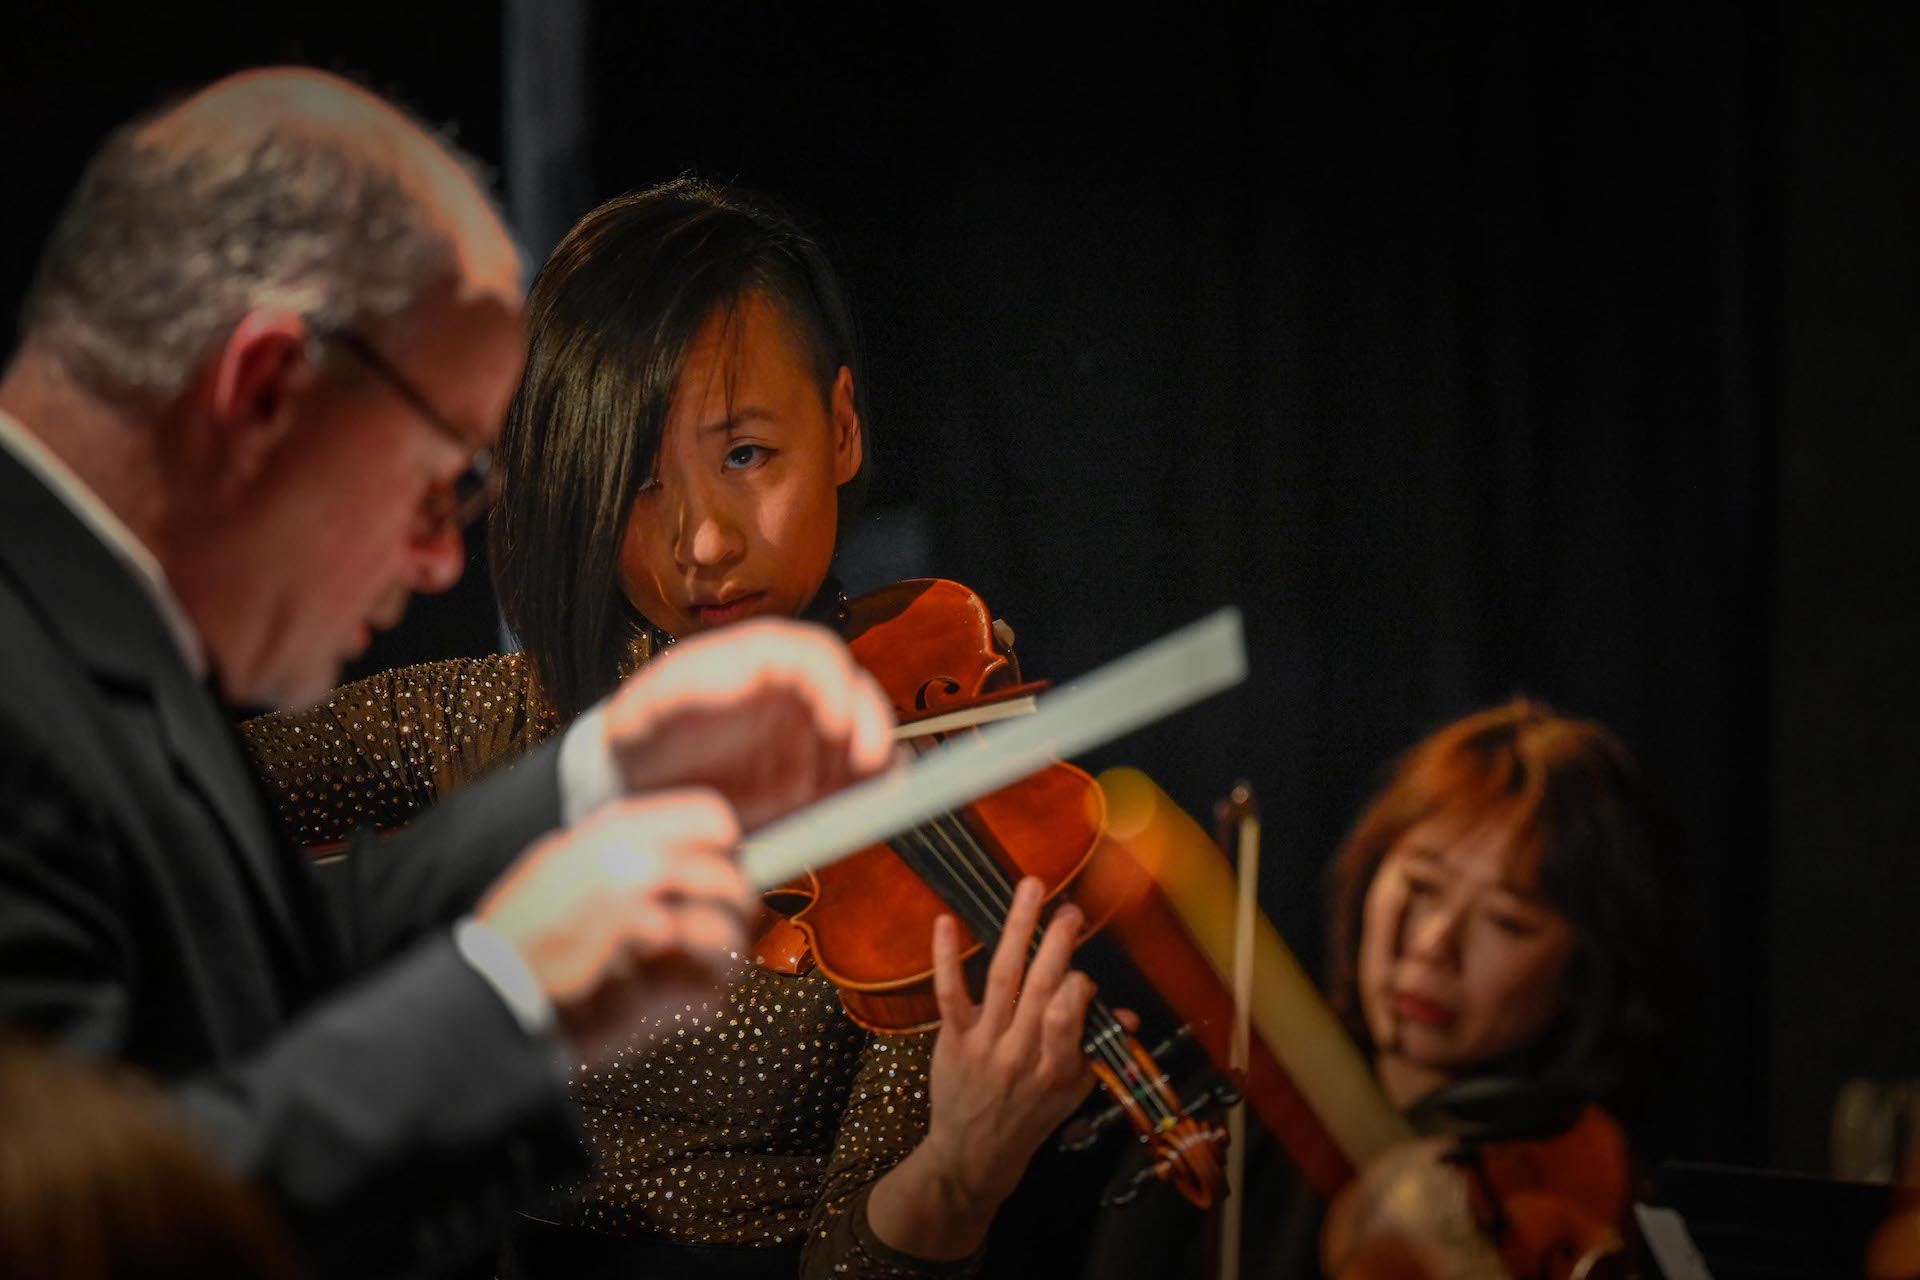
left=1321, top=1084, right=1631, bottom=1280
left=751, top=578, right=1231, bottom=1208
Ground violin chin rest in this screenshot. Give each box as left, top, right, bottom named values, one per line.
left=749, top=912, right=816, bottom=976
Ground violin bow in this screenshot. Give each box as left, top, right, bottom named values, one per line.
left=1215, top=782, right=1259, bottom=1280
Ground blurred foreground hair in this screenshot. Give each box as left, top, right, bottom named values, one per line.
left=0, top=1038, right=295, bottom=1279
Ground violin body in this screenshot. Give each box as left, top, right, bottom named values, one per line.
left=1322, top=1099, right=1632, bottom=1280
left=772, top=578, right=1115, bottom=1031
left=788, top=765, right=1107, bottom=1029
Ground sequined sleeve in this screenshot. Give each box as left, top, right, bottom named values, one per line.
left=240, top=652, right=559, bottom=846
left=801, top=1030, right=983, bottom=1279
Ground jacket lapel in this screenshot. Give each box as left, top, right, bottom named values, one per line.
left=0, top=446, right=311, bottom=973
left=152, top=664, right=308, bottom=958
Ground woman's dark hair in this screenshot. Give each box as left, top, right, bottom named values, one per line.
left=489, top=177, right=870, bottom=721
left=1326, top=698, right=1666, bottom=1114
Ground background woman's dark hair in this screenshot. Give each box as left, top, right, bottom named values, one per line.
left=1325, top=698, right=1668, bottom=1116
left=489, top=176, right=871, bottom=721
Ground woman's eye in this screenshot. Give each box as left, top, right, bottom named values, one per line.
left=724, top=444, right=772, bottom=470
left=1402, top=873, right=1438, bottom=897
left=1487, top=912, right=1540, bottom=938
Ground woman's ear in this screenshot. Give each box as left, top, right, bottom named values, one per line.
left=201, top=310, right=311, bottom=489
left=830, top=365, right=863, bottom=485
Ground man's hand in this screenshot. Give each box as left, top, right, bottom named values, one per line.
left=599, top=619, right=895, bottom=831
left=477, top=791, right=753, bottom=1061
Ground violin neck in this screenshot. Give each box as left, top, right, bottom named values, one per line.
left=891, top=813, right=1018, bottom=946
left=1080, top=997, right=1133, bottom=1058
left=889, top=812, right=1116, bottom=1037
left=889, top=806, right=1215, bottom=1150
left=890, top=816, right=1137, bottom=1060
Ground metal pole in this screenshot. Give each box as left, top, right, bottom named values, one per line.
left=502, top=0, right=593, bottom=269
left=499, top=0, right=591, bottom=652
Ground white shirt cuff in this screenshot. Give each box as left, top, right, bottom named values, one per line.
left=557, top=700, right=623, bottom=825
left=453, top=916, right=556, bottom=1039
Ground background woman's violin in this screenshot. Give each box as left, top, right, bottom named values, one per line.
left=1321, top=1083, right=1631, bottom=1280
left=751, top=578, right=1231, bottom=1208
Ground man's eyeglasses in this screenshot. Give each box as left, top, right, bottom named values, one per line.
left=308, top=325, right=499, bottom=532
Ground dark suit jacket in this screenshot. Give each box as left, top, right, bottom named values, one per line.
left=0, top=444, right=586, bottom=1277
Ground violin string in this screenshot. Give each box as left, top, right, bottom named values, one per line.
left=895, top=819, right=1003, bottom=937
left=906, top=810, right=1174, bottom=1125
left=889, top=743, right=1011, bottom=933
left=916, top=811, right=1007, bottom=923
left=885, top=740, right=1027, bottom=964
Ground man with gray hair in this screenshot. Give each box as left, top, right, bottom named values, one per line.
left=0, top=69, right=894, bottom=1278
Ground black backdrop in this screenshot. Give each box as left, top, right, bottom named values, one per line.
left=7, top=0, right=1918, bottom=1199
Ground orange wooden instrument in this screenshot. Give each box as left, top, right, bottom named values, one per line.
left=1321, top=1091, right=1631, bottom=1280
left=757, top=578, right=1230, bottom=1208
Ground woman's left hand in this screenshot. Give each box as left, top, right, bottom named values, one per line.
left=865, top=875, right=1106, bottom=1260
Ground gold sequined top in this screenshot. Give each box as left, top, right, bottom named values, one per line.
left=241, top=652, right=977, bottom=1278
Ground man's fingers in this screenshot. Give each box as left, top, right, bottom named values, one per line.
left=625, top=620, right=887, bottom=753
left=588, top=789, right=742, bottom=859
left=601, top=621, right=898, bottom=827
left=648, top=900, right=748, bottom=967
left=607, top=849, right=753, bottom=914
left=482, top=786, right=754, bottom=1027
left=619, top=884, right=751, bottom=954
left=847, top=667, right=895, bottom=774
left=587, top=791, right=754, bottom=916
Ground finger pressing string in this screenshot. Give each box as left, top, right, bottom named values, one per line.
left=978, top=878, right=1044, bottom=1038
left=931, top=914, right=977, bottom=1034
left=1008, top=904, right=1082, bottom=1044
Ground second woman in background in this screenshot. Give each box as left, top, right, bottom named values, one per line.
left=245, top=179, right=1101, bottom=1279
left=1082, top=698, right=1667, bottom=1278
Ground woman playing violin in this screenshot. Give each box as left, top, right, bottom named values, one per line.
left=1300, top=698, right=1669, bottom=1277
left=245, top=178, right=1102, bottom=1278
left=1086, top=698, right=1665, bottom=1278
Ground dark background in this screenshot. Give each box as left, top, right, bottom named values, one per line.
left=6, top=0, right=1916, bottom=1234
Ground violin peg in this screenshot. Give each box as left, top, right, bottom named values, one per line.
left=1058, top=1092, right=1130, bottom=1153
left=1146, top=1022, right=1197, bottom=1062
left=1099, top=1160, right=1164, bottom=1209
